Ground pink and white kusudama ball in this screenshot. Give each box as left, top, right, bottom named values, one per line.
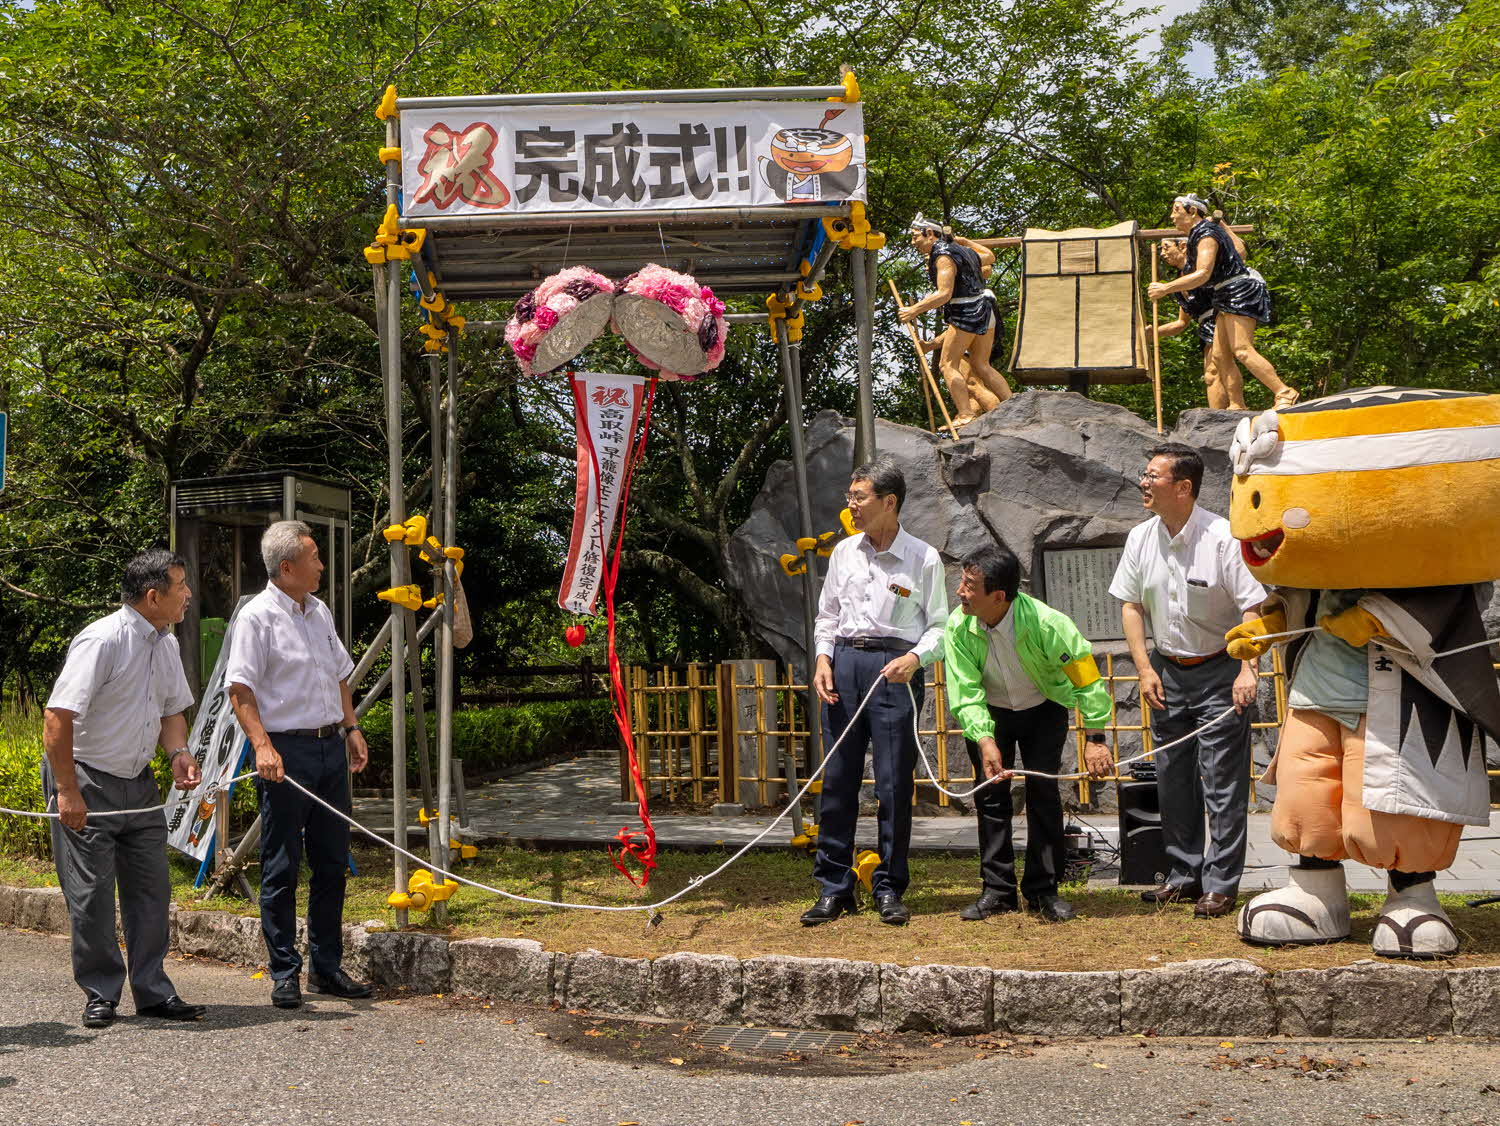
left=504, top=266, right=617, bottom=377
left=610, top=264, right=728, bottom=381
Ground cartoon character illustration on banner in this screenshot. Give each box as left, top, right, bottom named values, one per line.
left=758, top=108, right=864, bottom=203
left=1224, top=387, right=1500, bottom=958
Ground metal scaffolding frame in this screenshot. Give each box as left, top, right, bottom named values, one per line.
left=362, top=78, right=881, bottom=919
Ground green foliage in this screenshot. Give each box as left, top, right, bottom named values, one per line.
left=359, top=699, right=613, bottom=784
left=0, top=0, right=1494, bottom=694
left=0, top=709, right=50, bottom=856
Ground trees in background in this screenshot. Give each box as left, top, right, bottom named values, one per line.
left=0, top=0, right=1494, bottom=696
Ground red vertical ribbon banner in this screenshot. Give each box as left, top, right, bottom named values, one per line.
left=558, top=372, right=659, bottom=885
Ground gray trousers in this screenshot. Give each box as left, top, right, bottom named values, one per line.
left=43, top=760, right=177, bottom=1008
left=1151, top=652, right=1253, bottom=897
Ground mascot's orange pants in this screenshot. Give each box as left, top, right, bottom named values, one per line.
left=1270, top=708, right=1463, bottom=873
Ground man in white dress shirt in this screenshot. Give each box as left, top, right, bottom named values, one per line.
left=1108, top=443, right=1266, bottom=917
left=803, top=457, right=949, bottom=926
left=226, top=521, right=371, bottom=1009
left=43, top=549, right=207, bottom=1028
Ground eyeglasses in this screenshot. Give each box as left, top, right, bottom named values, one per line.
left=844, top=491, right=883, bottom=505
left=1139, top=471, right=1176, bottom=484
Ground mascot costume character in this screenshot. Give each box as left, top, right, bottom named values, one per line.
left=1225, top=387, right=1500, bottom=958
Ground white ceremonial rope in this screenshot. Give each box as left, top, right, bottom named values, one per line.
left=0, top=777, right=247, bottom=822
left=904, top=681, right=1239, bottom=799
left=274, top=678, right=890, bottom=914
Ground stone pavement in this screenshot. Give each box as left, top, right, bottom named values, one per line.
left=353, top=751, right=1500, bottom=894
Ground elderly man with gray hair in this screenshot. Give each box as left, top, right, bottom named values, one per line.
left=225, top=520, right=371, bottom=1010
left=44, top=548, right=206, bottom=1028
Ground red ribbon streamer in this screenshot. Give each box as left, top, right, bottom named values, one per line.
left=576, top=377, right=659, bottom=886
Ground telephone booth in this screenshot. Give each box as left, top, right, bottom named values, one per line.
left=170, top=472, right=353, bottom=694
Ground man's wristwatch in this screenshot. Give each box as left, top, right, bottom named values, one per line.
left=341, top=724, right=363, bottom=740
left=167, top=747, right=192, bottom=760
left=1085, top=732, right=1107, bottom=745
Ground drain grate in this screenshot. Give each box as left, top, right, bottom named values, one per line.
left=698, top=1025, right=859, bottom=1053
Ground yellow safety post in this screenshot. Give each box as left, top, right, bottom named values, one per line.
left=789, top=823, right=820, bottom=850
left=387, top=868, right=458, bottom=912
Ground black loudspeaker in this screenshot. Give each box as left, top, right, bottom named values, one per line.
left=1117, top=779, right=1168, bottom=886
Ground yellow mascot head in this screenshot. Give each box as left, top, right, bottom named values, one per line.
left=1228, top=387, right=1500, bottom=589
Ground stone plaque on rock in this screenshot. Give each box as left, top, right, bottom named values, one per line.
left=1038, top=545, right=1126, bottom=641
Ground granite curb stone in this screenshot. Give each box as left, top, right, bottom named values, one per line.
left=742, top=954, right=882, bottom=1032
left=556, top=950, right=652, bottom=1015
left=1447, top=966, right=1500, bottom=1037
left=995, top=969, right=1121, bottom=1037
left=880, top=962, right=992, bottom=1034
left=1273, top=960, right=1454, bottom=1038
left=449, top=936, right=556, bottom=1004
left=1122, top=958, right=1277, bottom=1036
left=649, top=951, right=742, bottom=1023
left=0, top=887, right=1478, bottom=1037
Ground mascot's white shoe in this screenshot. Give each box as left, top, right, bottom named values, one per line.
left=1371, top=878, right=1459, bottom=960
left=1238, top=865, right=1351, bottom=945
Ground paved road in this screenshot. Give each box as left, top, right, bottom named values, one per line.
left=4, top=928, right=1498, bottom=1126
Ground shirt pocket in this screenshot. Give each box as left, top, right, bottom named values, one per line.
left=1183, top=572, right=1220, bottom=621
left=880, top=570, right=921, bottom=630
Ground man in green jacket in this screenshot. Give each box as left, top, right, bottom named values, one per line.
left=944, top=544, right=1115, bottom=921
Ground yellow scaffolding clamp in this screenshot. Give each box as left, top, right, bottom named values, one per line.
left=785, top=308, right=806, bottom=343
left=765, top=290, right=793, bottom=338
left=363, top=204, right=427, bottom=264
left=449, top=840, right=478, bottom=860
left=375, top=84, right=399, bottom=121
left=839, top=507, right=857, bottom=536
left=387, top=868, right=458, bottom=912
left=790, top=823, right=820, bottom=850
left=779, top=553, right=807, bottom=578
left=822, top=202, right=886, bottom=252
left=383, top=514, right=427, bottom=546
left=828, top=71, right=861, bottom=104
left=377, top=584, right=423, bottom=612
left=853, top=849, right=881, bottom=892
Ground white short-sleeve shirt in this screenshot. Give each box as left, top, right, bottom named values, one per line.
left=981, top=610, right=1046, bottom=711
left=223, top=585, right=354, bottom=730
left=46, top=605, right=194, bottom=777
left=1108, top=504, right=1266, bottom=658
left=813, top=527, right=950, bottom=666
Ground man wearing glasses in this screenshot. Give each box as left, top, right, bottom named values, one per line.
left=1109, top=443, right=1266, bottom=917
left=803, top=457, right=949, bottom=926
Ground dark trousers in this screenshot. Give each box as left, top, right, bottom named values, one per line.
left=963, top=700, right=1070, bottom=904
left=258, top=732, right=351, bottom=981
left=1151, top=652, right=1252, bottom=896
left=813, top=644, right=922, bottom=899
left=42, top=761, right=177, bottom=1008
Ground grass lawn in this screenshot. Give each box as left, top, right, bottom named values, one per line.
left=4, top=845, right=1499, bottom=972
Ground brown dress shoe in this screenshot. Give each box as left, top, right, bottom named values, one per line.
left=1194, top=892, right=1238, bottom=918
left=1140, top=883, right=1200, bottom=905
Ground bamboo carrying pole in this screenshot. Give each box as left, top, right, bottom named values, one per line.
left=887, top=280, right=960, bottom=441
left=1150, top=244, right=1164, bottom=434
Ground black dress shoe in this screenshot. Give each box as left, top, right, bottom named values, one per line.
left=271, top=977, right=302, bottom=1009
left=959, top=890, right=1019, bottom=921
left=82, top=998, right=116, bottom=1028
left=1140, top=882, right=1200, bottom=905
left=800, top=895, right=857, bottom=926
left=137, top=995, right=206, bottom=1022
left=876, top=893, right=911, bottom=926
left=1030, top=894, right=1077, bottom=922
left=307, top=969, right=373, bottom=999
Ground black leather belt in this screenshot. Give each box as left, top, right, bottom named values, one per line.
left=836, top=637, right=913, bottom=654
left=268, top=725, right=341, bottom=739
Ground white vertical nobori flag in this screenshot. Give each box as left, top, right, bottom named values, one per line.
left=559, top=372, right=649, bottom=615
